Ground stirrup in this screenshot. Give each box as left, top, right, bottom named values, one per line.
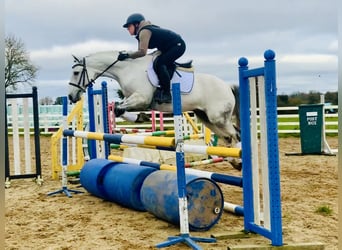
left=160, top=91, right=172, bottom=103
left=154, top=89, right=171, bottom=104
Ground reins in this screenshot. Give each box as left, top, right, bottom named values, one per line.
left=93, top=59, right=120, bottom=81
left=70, top=58, right=120, bottom=91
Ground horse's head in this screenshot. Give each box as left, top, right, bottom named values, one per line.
left=68, top=55, right=94, bottom=103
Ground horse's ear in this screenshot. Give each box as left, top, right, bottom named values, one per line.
left=72, top=55, right=80, bottom=63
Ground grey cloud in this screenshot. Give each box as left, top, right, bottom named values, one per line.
left=5, top=0, right=338, bottom=98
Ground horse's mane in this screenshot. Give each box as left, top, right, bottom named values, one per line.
left=86, top=50, right=159, bottom=58
left=86, top=50, right=118, bottom=58
left=84, top=50, right=157, bottom=65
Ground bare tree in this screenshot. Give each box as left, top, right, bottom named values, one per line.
left=5, top=35, right=39, bottom=91
left=39, top=97, right=54, bottom=105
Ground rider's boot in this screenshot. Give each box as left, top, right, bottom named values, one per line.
left=160, top=85, right=172, bottom=103
left=155, top=65, right=172, bottom=103
left=155, top=85, right=171, bottom=103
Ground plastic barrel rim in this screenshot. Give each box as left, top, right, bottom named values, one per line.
left=102, top=163, right=156, bottom=211
left=140, top=170, right=224, bottom=231
left=80, top=159, right=116, bottom=199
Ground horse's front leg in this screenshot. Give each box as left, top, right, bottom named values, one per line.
left=119, top=92, right=151, bottom=110
left=114, top=92, right=152, bottom=123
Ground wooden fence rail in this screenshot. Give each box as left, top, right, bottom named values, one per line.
left=6, top=105, right=338, bottom=135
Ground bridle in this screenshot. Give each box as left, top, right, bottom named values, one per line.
left=69, top=56, right=119, bottom=92
left=69, top=58, right=91, bottom=92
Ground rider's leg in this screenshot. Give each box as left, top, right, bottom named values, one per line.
left=154, top=41, right=186, bottom=103
left=155, top=64, right=171, bottom=103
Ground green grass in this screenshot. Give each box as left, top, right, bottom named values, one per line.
left=252, top=115, right=338, bottom=138
left=117, top=115, right=338, bottom=138
left=315, top=205, right=333, bottom=216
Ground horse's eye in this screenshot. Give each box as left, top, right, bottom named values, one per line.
left=73, top=72, right=80, bottom=76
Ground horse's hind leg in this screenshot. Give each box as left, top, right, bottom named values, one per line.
left=202, top=108, right=242, bottom=170
left=221, top=123, right=242, bottom=171
left=194, top=106, right=239, bottom=142
left=223, top=125, right=241, bottom=146
left=208, top=112, right=240, bottom=144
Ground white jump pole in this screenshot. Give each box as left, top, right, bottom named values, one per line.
left=23, top=98, right=32, bottom=174
left=320, top=94, right=336, bottom=154
left=10, top=99, right=21, bottom=175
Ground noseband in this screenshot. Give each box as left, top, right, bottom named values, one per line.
left=69, top=57, right=119, bottom=92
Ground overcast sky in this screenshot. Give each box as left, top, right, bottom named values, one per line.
left=5, top=0, right=338, bottom=100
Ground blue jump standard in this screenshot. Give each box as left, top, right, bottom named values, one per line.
left=47, top=96, right=83, bottom=198
left=156, top=234, right=216, bottom=249
left=47, top=186, right=83, bottom=198
left=156, top=83, right=216, bottom=250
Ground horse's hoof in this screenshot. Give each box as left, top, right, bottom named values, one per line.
left=232, top=162, right=242, bottom=171
left=135, top=112, right=150, bottom=123
left=229, top=159, right=242, bottom=171
left=114, top=107, right=125, bottom=117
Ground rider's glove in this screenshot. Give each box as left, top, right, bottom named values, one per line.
left=117, top=52, right=130, bottom=61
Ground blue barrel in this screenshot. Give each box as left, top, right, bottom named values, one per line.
left=102, top=163, right=156, bottom=211
left=80, top=158, right=115, bottom=199
left=140, top=170, right=224, bottom=231
left=80, top=159, right=156, bottom=211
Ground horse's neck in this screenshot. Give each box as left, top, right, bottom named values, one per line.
left=90, top=53, right=150, bottom=83
left=117, top=58, right=149, bottom=80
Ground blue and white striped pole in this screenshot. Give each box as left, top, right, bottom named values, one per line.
left=87, top=83, right=97, bottom=159
left=100, top=81, right=110, bottom=158
left=156, top=83, right=215, bottom=249
left=172, top=83, right=189, bottom=236
left=62, top=97, right=68, bottom=189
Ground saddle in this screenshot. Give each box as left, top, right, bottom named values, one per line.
left=175, top=60, right=193, bottom=69
left=147, top=51, right=195, bottom=93
left=153, top=57, right=193, bottom=79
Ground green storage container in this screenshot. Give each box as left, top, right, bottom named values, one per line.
left=298, top=104, right=323, bottom=154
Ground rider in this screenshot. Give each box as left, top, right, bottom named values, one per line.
left=118, top=13, right=186, bottom=103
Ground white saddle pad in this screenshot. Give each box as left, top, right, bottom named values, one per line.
left=147, top=62, right=194, bottom=93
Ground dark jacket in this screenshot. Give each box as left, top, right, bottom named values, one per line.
left=136, top=24, right=182, bottom=52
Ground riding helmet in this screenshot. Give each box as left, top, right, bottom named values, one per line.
left=123, top=13, right=145, bottom=28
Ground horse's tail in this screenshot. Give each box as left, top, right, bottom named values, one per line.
left=231, top=85, right=240, bottom=130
